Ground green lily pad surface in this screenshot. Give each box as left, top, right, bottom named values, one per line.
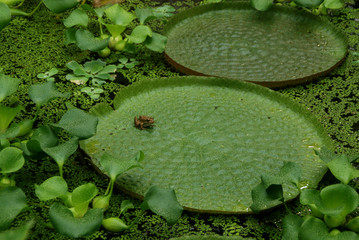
left=163, top=2, right=347, bottom=88
left=80, top=76, right=332, bottom=213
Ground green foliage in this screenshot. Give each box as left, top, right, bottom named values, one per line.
left=35, top=176, right=68, bottom=201
left=36, top=68, right=58, bottom=82
left=0, top=220, right=34, bottom=240
left=0, top=73, right=20, bottom=102
left=42, top=0, right=79, bottom=13
left=29, top=82, right=70, bottom=108
left=0, top=3, right=11, bottom=31
left=0, top=147, right=24, bottom=174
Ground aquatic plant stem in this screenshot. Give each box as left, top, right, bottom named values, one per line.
left=10, top=1, right=42, bottom=16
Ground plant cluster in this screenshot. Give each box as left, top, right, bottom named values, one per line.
left=0, top=73, right=183, bottom=238
left=250, top=149, right=359, bottom=239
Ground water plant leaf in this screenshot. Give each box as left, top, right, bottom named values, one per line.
left=72, top=183, right=98, bottom=207
left=144, top=32, right=167, bottom=52
left=0, top=147, right=24, bottom=174
left=52, top=108, right=98, bottom=139
left=141, top=186, right=183, bottom=225
left=102, top=217, right=128, bottom=232
left=345, top=216, right=359, bottom=233
left=35, top=176, right=68, bottom=201
left=27, top=125, right=58, bottom=153
left=127, top=25, right=152, bottom=44
left=83, top=60, right=106, bottom=74
left=300, top=184, right=359, bottom=228
left=293, top=0, right=324, bottom=8
left=250, top=0, right=273, bottom=11
left=281, top=214, right=303, bottom=240
left=49, top=203, right=104, bottom=238
left=0, top=187, right=27, bottom=231
left=298, top=216, right=359, bottom=240
left=324, top=0, right=344, bottom=9
left=327, top=155, right=359, bottom=184
left=135, top=8, right=156, bottom=24
left=104, top=24, right=126, bottom=37
left=152, top=6, right=176, bottom=18
left=63, top=8, right=89, bottom=28
left=0, top=105, right=23, bottom=133
left=64, top=28, right=77, bottom=45
left=29, top=82, right=70, bottom=108
left=0, top=3, right=11, bottom=31
left=75, top=29, right=109, bottom=52
left=42, top=0, right=79, bottom=13
left=163, top=2, right=347, bottom=88
left=99, top=152, right=142, bottom=181
left=0, top=73, right=20, bottom=103
left=42, top=137, right=79, bottom=169
left=250, top=178, right=283, bottom=213
left=105, top=4, right=135, bottom=26
left=81, top=76, right=331, bottom=213
left=0, top=220, right=34, bottom=240
left=5, top=119, right=35, bottom=139
left=120, top=200, right=134, bottom=214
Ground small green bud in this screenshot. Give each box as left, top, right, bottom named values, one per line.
left=114, top=40, right=126, bottom=51
left=309, top=204, right=324, bottom=219
left=109, top=35, right=123, bottom=49
left=324, top=215, right=346, bottom=228
left=98, top=47, right=111, bottom=58
left=92, top=195, right=111, bottom=210
left=329, top=229, right=341, bottom=236
left=100, top=34, right=110, bottom=39
left=102, top=217, right=128, bottom=232
left=0, top=176, right=15, bottom=188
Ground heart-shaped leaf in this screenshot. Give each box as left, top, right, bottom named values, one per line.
left=83, top=60, right=106, bottom=74
left=75, top=29, right=109, bottom=52
left=52, top=108, right=98, bottom=139
left=127, top=25, right=152, bottom=44
left=144, top=32, right=167, bottom=52
left=72, top=183, right=98, bottom=207
left=29, top=82, right=70, bottom=108
left=0, top=147, right=24, bottom=174
left=27, top=125, right=59, bottom=153
left=250, top=0, right=273, bottom=11
left=64, top=28, right=77, bottom=45
left=105, top=24, right=126, bottom=37
left=0, top=105, right=23, bottom=133
left=0, top=74, right=20, bottom=103
left=43, top=137, right=79, bottom=169
left=327, top=155, right=359, bottom=184
left=298, top=216, right=358, bottom=240
left=0, top=3, right=11, bottom=31
left=5, top=119, right=35, bottom=139
left=49, top=203, right=104, bottom=238
left=324, top=0, right=344, bottom=9
left=120, top=200, right=134, bottom=215
left=0, top=220, right=34, bottom=240
left=293, top=0, right=324, bottom=8
left=0, top=187, right=27, bottom=231
left=35, top=176, right=68, bottom=201
left=135, top=8, right=156, bottom=24
left=282, top=214, right=303, bottom=240
left=140, top=186, right=183, bottom=225
left=345, top=216, right=359, bottom=233
left=100, top=152, right=143, bottom=181
left=42, top=0, right=79, bottom=13
left=250, top=178, right=283, bottom=213
left=104, top=4, right=135, bottom=26
left=63, top=8, right=89, bottom=28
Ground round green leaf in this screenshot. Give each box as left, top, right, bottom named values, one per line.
left=43, top=137, right=79, bottom=168
left=49, top=203, right=104, bottom=238
left=0, top=74, right=20, bottom=103
left=63, top=8, right=89, bottom=28
left=0, top=3, right=11, bottom=31
left=293, top=0, right=324, bottom=8
left=71, top=183, right=98, bottom=206
left=53, top=108, right=98, bottom=139
left=0, top=105, right=23, bottom=133
left=144, top=32, right=167, bottom=53
left=29, top=82, right=70, bottom=107
left=250, top=0, right=273, bottom=11
left=35, top=176, right=68, bottom=201
left=127, top=25, right=152, bottom=44
left=75, top=29, right=109, bottom=52
left=0, top=220, right=34, bottom=240
left=81, top=76, right=331, bottom=213
left=324, top=0, right=344, bottom=9
left=163, top=2, right=347, bottom=88
left=104, top=4, right=135, bottom=26
left=42, top=0, right=79, bottom=13
left=0, top=187, right=27, bottom=231
left=0, top=147, right=24, bottom=174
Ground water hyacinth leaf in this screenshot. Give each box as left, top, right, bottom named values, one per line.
left=29, top=82, right=70, bottom=107
left=0, top=74, right=20, bottom=103
left=0, top=105, right=23, bottom=133
left=281, top=214, right=303, bottom=240
left=72, top=183, right=98, bottom=207
left=49, top=203, right=104, bottom=238
left=141, top=186, right=183, bottom=225
left=0, top=187, right=27, bottom=231
left=89, top=103, right=114, bottom=118
left=327, top=155, right=359, bottom=184
left=27, top=125, right=58, bottom=153
left=298, top=216, right=358, bottom=240
left=52, top=108, right=98, bottom=139
left=0, top=138, right=10, bottom=150
left=63, top=8, right=89, bottom=28
left=100, top=152, right=142, bottom=181
left=0, top=220, right=34, bottom=240
left=35, top=176, right=68, bottom=201
left=293, top=0, right=324, bottom=8
left=120, top=200, right=134, bottom=214
left=250, top=0, right=273, bottom=11
left=0, top=147, right=24, bottom=174
left=127, top=25, right=152, bottom=44
left=135, top=8, right=156, bottom=24
left=261, top=162, right=302, bottom=188
left=43, top=137, right=79, bottom=168
left=345, top=216, right=359, bottom=233
left=5, top=119, right=35, bottom=139
left=0, top=3, right=11, bottom=31
left=144, top=32, right=167, bottom=52
left=104, top=4, right=135, bottom=26
left=64, top=28, right=77, bottom=45
left=42, top=0, right=80, bottom=13
left=250, top=179, right=283, bottom=213
left=104, top=24, right=126, bottom=37
left=75, top=29, right=109, bottom=52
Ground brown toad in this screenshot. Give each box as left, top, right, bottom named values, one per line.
left=134, top=116, right=155, bottom=130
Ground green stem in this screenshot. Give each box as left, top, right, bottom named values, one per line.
left=104, top=179, right=112, bottom=196
left=126, top=209, right=145, bottom=230
left=10, top=1, right=42, bottom=16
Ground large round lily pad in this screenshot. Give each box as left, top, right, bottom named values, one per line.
left=80, top=76, right=332, bottom=213
left=163, top=2, right=347, bottom=88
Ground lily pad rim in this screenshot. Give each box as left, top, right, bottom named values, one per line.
left=162, top=1, right=348, bottom=88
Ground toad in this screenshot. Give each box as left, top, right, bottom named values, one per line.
left=134, top=116, right=155, bottom=130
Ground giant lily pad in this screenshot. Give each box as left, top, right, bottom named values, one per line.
left=163, top=2, right=347, bottom=88
left=80, top=76, right=332, bottom=213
